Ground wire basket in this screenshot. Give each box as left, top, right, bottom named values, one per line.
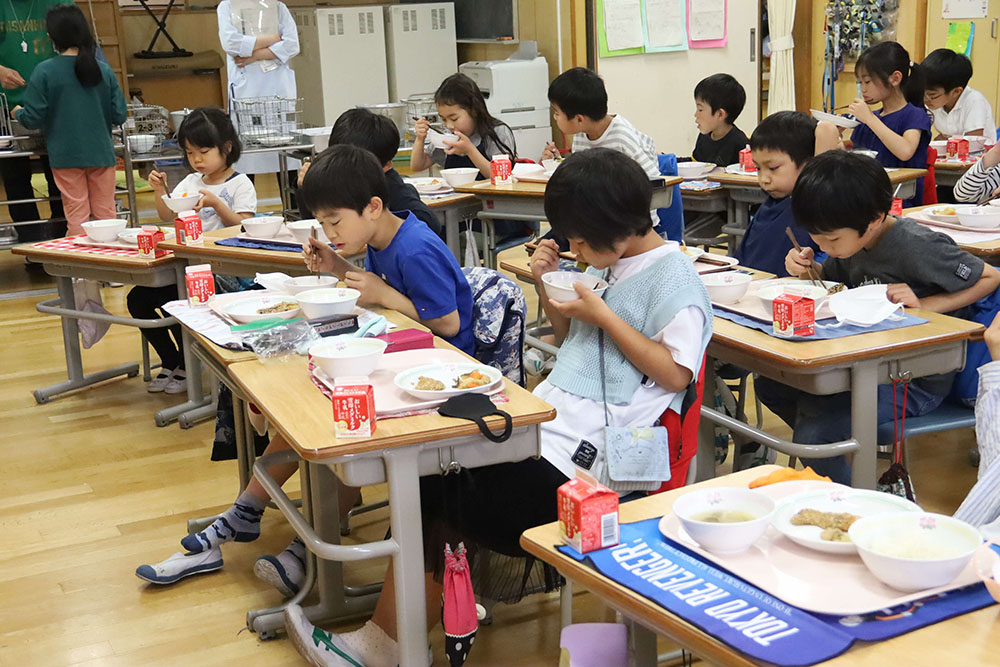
left=405, top=94, right=440, bottom=146
left=231, top=96, right=302, bottom=147
left=0, top=92, right=45, bottom=151
left=124, top=103, right=168, bottom=153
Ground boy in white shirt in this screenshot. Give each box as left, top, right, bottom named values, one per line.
left=922, top=49, right=997, bottom=144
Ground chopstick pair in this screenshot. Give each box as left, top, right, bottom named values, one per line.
left=784, top=227, right=825, bottom=289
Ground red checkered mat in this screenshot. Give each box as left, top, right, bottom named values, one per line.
left=31, top=235, right=170, bottom=258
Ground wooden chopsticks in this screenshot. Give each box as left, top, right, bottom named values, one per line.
left=785, top=227, right=825, bottom=288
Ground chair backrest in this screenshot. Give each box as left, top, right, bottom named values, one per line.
left=462, top=267, right=527, bottom=386
left=652, top=354, right=707, bottom=494
left=656, top=153, right=685, bottom=242
left=924, top=146, right=938, bottom=206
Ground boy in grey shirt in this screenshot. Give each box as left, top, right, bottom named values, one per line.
left=763, top=151, right=1000, bottom=484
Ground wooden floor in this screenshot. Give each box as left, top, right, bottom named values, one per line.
left=0, top=206, right=981, bottom=665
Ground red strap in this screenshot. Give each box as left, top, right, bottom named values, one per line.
left=892, top=379, right=909, bottom=465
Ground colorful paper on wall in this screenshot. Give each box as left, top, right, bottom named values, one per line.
left=688, top=0, right=726, bottom=47
left=604, top=0, right=645, bottom=51
left=945, top=21, right=975, bottom=56
left=597, top=0, right=645, bottom=57
left=644, top=0, right=688, bottom=52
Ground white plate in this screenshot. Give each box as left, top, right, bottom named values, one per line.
left=117, top=227, right=175, bottom=246
left=408, top=177, right=453, bottom=194
left=772, top=488, right=921, bottom=554
left=394, top=363, right=503, bottom=401
left=925, top=204, right=976, bottom=224
left=681, top=246, right=706, bottom=261
left=223, top=295, right=301, bottom=324
left=810, top=109, right=860, bottom=129
left=724, top=163, right=756, bottom=175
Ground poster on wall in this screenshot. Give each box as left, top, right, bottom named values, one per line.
left=604, top=0, right=646, bottom=51
left=942, top=0, right=990, bottom=19
left=645, top=0, right=688, bottom=52
left=688, top=0, right=726, bottom=48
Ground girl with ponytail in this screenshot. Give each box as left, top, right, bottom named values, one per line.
left=11, top=3, right=126, bottom=235
left=848, top=41, right=932, bottom=207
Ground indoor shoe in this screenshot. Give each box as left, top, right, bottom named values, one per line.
left=163, top=370, right=187, bottom=395
left=147, top=371, right=174, bottom=393
left=254, top=552, right=303, bottom=598
left=134, top=548, right=223, bottom=585
left=284, top=603, right=365, bottom=667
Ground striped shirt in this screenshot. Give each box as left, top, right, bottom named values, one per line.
left=953, top=360, right=1000, bottom=526
left=570, top=115, right=661, bottom=224
left=954, top=158, right=1000, bottom=204
left=570, top=115, right=660, bottom=178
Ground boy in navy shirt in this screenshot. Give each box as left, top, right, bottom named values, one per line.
left=736, top=111, right=841, bottom=275
left=303, top=144, right=474, bottom=354
left=299, top=108, right=443, bottom=238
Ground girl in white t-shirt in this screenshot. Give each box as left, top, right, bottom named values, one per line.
left=128, top=108, right=257, bottom=393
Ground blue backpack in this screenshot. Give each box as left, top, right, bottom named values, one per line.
left=462, top=267, right=527, bottom=387
left=656, top=153, right=685, bottom=242
left=951, top=287, right=1000, bottom=405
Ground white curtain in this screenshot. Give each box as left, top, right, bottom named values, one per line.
left=767, top=0, right=797, bottom=114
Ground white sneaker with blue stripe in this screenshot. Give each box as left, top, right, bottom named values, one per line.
left=135, top=548, right=223, bottom=585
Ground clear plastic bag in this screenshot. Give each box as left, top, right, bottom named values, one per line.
left=237, top=318, right=320, bottom=362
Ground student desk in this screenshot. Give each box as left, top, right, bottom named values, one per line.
left=707, top=168, right=927, bottom=253
left=228, top=322, right=556, bottom=664
left=424, top=192, right=483, bottom=262
left=157, top=226, right=364, bottom=279
left=497, top=255, right=982, bottom=489
left=903, top=204, right=1000, bottom=261
left=934, top=159, right=975, bottom=188
left=10, top=240, right=212, bottom=427
left=520, top=465, right=1000, bottom=667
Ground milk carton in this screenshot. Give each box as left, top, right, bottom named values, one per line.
left=558, top=473, right=619, bottom=554
left=773, top=293, right=815, bottom=337
left=490, top=154, right=512, bottom=185
left=136, top=225, right=164, bottom=259
left=175, top=210, right=202, bottom=245
left=332, top=376, right=376, bottom=438
left=184, top=264, right=215, bottom=307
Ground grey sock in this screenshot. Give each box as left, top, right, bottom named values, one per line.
left=181, top=490, right=266, bottom=553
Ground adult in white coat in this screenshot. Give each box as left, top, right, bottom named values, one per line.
left=217, top=0, right=300, bottom=175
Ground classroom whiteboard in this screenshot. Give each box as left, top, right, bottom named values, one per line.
left=595, top=0, right=758, bottom=154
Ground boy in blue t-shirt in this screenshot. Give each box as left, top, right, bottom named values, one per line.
left=302, top=144, right=474, bottom=354
left=736, top=111, right=841, bottom=276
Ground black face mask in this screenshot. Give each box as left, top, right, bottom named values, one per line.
left=437, top=393, right=512, bottom=443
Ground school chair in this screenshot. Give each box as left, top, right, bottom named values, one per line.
left=653, top=355, right=707, bottom=493
left=875, top=401, right=975, bottom=465
left=656, top=154, right=685, bottom=243
left=923, top=146, right=939, bottom=206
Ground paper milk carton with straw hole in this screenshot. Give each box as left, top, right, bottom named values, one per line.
left=136, top=225, right=164, bottom=259
left=184, top=264, right=215, bottom=307
left=558, top=472, right=619, bottom=554
left=332, top=375, right=376, bottom=438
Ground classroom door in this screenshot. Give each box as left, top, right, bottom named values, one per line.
left=594, top=0, right=760, bottom=155
left=925, top=0, right=1000, bottom=121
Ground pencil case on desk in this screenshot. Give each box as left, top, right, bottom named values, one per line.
left=375, top=328, right=435, bottom=353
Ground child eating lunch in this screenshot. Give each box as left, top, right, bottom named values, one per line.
left=282, top=148, right=713, bottom=666
left=135, top=143, right=472, bottom=596
left=756, top=151, right=1000, bottom=485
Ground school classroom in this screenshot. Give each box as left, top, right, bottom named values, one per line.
left=2, top=1, right=1000, bottom=665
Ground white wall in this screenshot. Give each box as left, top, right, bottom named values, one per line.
left=596, top=1, right=760, bottom=156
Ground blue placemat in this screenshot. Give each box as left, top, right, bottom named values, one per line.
left=215, top=237, right=303, bottom=253
left=557, top=518, right=997, bottom=667
left=714, top=308, right=930, bottom=341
